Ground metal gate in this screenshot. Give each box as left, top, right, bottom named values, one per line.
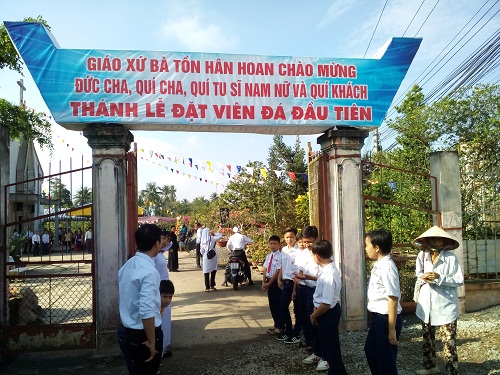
left=361, top=160, right=439, bottom=302
left=3, top=163, right=95, bottom=352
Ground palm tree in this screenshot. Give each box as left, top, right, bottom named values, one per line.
left=140, top=182, right=161, bottom=215
left=159, top=185, right=177, bottom=205
left=73, top=186, right=92, bottom=206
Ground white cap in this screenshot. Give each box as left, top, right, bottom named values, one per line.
left=232, top=226, right=239, bottom=233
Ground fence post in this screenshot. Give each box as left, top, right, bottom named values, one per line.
left=83, top=123, right=134, bottom=352
left=317, top=127, right=369, bottom=331
left=430, top=151, right=465, bottom=313
left=0, top=124, right=9, bottom=333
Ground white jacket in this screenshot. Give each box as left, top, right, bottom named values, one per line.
left=415, top=250, right=463, bottom=325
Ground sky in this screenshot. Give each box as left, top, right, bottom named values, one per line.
left=1, top=0, right=498, bottom=201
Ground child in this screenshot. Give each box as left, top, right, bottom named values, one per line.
left=294, top=226, right=326, bottom=371
left=277, top=227, right=300, bottom=343
left=160, top=279, right=175, bottom=315
left=364, top=229, right=402, bottom=375
left=262, top=235, right=283, bottom=336
left=309, top=240, right=347, bottom=375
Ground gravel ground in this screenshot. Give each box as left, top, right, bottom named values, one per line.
left=2, top=304, right=499, bottom=375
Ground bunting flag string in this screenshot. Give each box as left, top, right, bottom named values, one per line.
left=36, top=111, right=309, bottom=186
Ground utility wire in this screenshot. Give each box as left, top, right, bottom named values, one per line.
left=363, top=0, right=389, bottom=58
left=403, top=0, right=427, bottom=37
left=414, top=0, right=441, bottom=36
left=379, top=0, right=499, bottom=148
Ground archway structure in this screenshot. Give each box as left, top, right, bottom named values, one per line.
left=4, top=21, right=421, bottom=350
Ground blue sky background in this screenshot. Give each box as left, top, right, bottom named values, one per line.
left=1, top=0, right=498, bottom=201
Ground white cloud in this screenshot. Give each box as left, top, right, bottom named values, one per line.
left=317, top=0, right=355, bottom=29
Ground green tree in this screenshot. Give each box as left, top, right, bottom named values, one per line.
left=47, top=178, right=72, bottom=208
left=1, top=17, right=53, bottom=151
left=73, top=186, right=92, bottom=207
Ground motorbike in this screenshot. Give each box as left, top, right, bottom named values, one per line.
left=224, top=255, right=247, bottom=290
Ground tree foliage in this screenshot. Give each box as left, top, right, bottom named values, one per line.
left=46, top=177, right=72, bottom=208
left=0, top=16, right=53, bottom=151
left=365, top=83, right=500, bottom=244
left=73, top=186, right=92, bottom=207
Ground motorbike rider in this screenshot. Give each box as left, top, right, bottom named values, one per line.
left=226, top=226, right=254, bottom=286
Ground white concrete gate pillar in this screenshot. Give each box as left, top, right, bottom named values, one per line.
left=317, top=128, right=369, bottom=331
left=83, top=123, right=133, bottom=351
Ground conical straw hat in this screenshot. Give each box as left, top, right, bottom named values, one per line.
left=413, top=226, right=460, bottom=250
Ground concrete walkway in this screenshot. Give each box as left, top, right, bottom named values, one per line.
left=168, top=249, right=272, bottom=348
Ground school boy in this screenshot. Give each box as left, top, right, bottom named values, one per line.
left=277, top=227, right=301, bottom=343
left=310, top=240, right=347, bottom=375
left=262, top=235, right=283, bottom=335
left=294, top=226, right=327, bottom=370
left=118, top=224, right=163, bottom=375
left=364, top=229, right=402, bottom=375
left=159, top=279, right=175, bottom=358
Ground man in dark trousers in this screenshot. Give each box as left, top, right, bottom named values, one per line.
left=118, top=224, right=163, bottom=375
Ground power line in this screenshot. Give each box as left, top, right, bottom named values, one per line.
left=363, top=0, right=389, bottom=58
left=403, top=0, right=427, bottom=37
left=413, top=0, right=441, bottom=37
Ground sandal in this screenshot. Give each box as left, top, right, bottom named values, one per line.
left=205, top=288, right=210, bottom=292
left=267, top=327, right=281, bottom=335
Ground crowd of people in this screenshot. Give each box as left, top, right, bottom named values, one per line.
left=117, top=222, right=463, bottom=375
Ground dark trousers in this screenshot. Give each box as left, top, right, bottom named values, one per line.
left=24, top=240, right=32, bottom=254
left=204, top=270, right=217, bottom=289
left=168, top=249, right=179, bottom=271
left=196, top=243, right=201, bottom=267
left=42, top=242, right=49, bottom=255
left=317, top=304, right=347, bottom=375
left=85, top=239, right=93, bottom=253
left=119, top=326, right=163, bottom=375
left=279, top=280, right=295, bottom=336
left=294, top=284, right=309, bottom=340
left=364, top=312, right=403, bottom=375
left=306, top=286, right=320, bottom=356
left=33, top=242, right=40, bottom=256
left=232, top=250, right=252, bottom=282
left=267, top=280, right=283, bottom=330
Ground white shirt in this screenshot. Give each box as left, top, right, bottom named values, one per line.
left=313, top=261, right=341, bottom=308
left=415, top=250, right=463, bottom=325
left=302, top=251, right=321, bottom=288
left=84, top=230, right=92, bottom=241
left=42, top=233, right=50, bottom=244
left=154, top=251, right=170, bottom=281
left=280, top=245, right=299, bottom=280
left=118, top=251, right=161, bottom=329
left=294, top=248, right=312, bottom=286
left=195, top=227, right=203, bottom=244
left=263, top=250, right=281, bottom=278
left=227, top=232, right=254, bottom=251
left=367, top=255, right=402, bottom=315
left=32, top=234, right=40, bottom=244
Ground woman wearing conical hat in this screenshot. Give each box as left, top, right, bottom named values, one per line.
left=413, top=226, right=464, bottom=375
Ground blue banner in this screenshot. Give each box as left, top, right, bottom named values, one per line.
left=5, top=22, right=421, bottom=134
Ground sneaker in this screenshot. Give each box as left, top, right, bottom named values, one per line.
left=284, top=335, right=301, bottom=344
left=276, top=333, right=288, bottom=341
left=302, top=353, right=321, bottom=364
left=415, top=367, right=440, bottom=374
left=316, top=360, right=329, bottom=372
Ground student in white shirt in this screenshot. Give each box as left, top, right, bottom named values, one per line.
left=310, top=240, right=347, bottom=375
left=262, top=235, right=283, bottom=335
left=364, top=229, right=402, bottom=375
left=195, top=222, right=203, bottom=268
left=155, top=230, right=172, bottom=358
left=413, top=226, right=463, bottom=375
left=227, top=226, right=255, bottom=285
left=276, top=227, right=300, bottom=343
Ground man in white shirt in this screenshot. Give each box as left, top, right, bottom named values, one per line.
left=84, top=227, right=93, bottom=253
left=195, top=222, right=203, bottom=268
left=32, top=231, right=40, bottom=256
left=118, top=224, right=163, bottom=375
left=227, top=226, right=255, bottom=285
left=41, top=230, right=50, bottom=255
